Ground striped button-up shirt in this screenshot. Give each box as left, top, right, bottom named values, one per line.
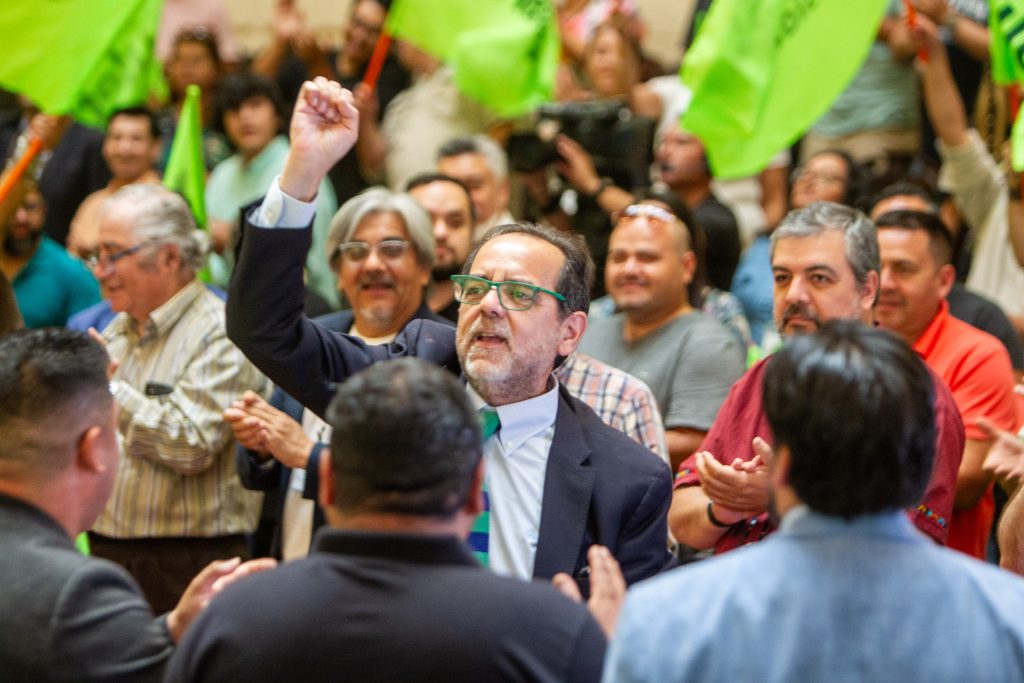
left=93, top=280, right=269, bottom=538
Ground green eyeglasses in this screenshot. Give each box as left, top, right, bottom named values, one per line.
left=451, top=274, right=566, bottom=312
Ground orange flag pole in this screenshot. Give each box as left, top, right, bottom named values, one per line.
left=0, top=138, right=43, bottom=205
left=361, top=31, right=393, bottom=92
left=903, top=0, right=929, bottom=63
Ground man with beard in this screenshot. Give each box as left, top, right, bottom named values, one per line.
left=606, top=322, right=1024, bottom=683
left=406, top=172, right=476, bottom=323
left=227, top=78, right=674, bottom=592
left=229, top=187, right=450, bottom=560
left=0, top=184, right=100, bottom=327
left=668, top=201, right=964, bottom=553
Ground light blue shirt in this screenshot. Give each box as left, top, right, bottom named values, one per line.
left=605, top=507, right=1024, bottom=683
left=468, top=383, right=558, bottom=580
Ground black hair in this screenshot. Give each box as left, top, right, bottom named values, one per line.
left=873, top=209, right=954, bottom=266
left=405, top=172, right=477, bottom=225
left=0, top=329, right=111, bottom=470
left=327, top=358, right=482, bottom=518
left=108, top=106, right=160, bottom=139
left=763, top=321, right=936, bottom=518
left=213, top=73, right=287, bottom=135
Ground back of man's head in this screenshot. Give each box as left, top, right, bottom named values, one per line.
left=0, top=329, right=111, bottom=479
left=327, top=358, right=481, bottom=519
left=763, top=321, right=935, bottom=518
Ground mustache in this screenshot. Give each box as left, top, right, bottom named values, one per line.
left=781, top=302, right=821, bottom=327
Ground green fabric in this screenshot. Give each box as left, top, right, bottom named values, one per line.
left=680, top=0, right=888, bottom=179
left=386, top=0, right=560, bottom=116
left=0, top=0, right=164, bottom=127
left=991, top=1, right=1024, bottom=170
left=472, top=407, right=499, bottom=568
left=164, top=85, right=208, bottom=229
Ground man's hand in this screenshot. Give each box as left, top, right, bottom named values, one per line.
left=696, top=448, right=770, bottom=517
left=166, top=557, right=277, bottom=642
left=281, top=77, right=359, bottom=201
left=555, top=134, right=601, bottom=195
left=980, top=416, right=1024, bottom=484
left=224, top=392, right=269, bottom=455
left=244, top=396, right=315, bottom=469
left=552, top=545, right=626, bottom=638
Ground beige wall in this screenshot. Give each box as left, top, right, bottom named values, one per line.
left=226, top=0, right=695, bottom=70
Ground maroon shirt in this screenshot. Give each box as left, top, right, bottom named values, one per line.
left=675, top=357, right=965, bottom=553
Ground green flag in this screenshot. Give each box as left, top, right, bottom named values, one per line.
left=0, top=0, right=164, bottom=128
left=991, top=0, right=1024, bottom=170
left=163, top=85, right=207, bottom=230
left=386, top=0, right=560, bottom=116
left=680, top=0, right=888, bottom=179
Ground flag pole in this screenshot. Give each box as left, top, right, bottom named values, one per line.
left=0, top=138, right=43, bottom=205
left=361, top=31, right=393, bottom=92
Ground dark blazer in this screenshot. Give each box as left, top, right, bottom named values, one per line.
left=0, top=493, right=172, bottom=683
left=227, top=215, right=675, bottom=588
left=236, top=306, right=453, bottom=559
left=165, top=530, right=606, bottom=683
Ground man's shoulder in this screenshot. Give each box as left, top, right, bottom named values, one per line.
left=558, top=388, right=667, bottom=476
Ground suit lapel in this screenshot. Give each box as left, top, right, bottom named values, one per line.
left=532, top=390, right=595, bottom=580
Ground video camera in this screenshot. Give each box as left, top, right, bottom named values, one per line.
left=507, top=101, right=656, bottom=192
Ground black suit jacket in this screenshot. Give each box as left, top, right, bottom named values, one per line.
left=236, top=306, right=454, bottom=558
left=227, top=215, right=675, bottom=587
left=165, top=530, right=605, bottom=682
left=0, top=493, right=172, bottom=682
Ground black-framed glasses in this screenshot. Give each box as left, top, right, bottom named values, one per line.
left=336, top=239, right=411, bottom=263
left=451, top=274, right=566, bottom=311
left=612, top=204, right=678, bottom=226
left=86, top=244, right=146, bottom=272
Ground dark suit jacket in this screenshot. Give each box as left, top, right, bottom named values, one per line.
left=0, top=493, right=172, bottom=682
left=236, top=306, right=453, bottom=558
left=165, top=530, right=606, bottom=682
left=227, top=216, right=675, bottom=588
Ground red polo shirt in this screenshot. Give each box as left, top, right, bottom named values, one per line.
left=912, top=300, right=1021, bottom=559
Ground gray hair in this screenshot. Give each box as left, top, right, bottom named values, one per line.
left=101, top=184, right=208, bottom=273
left=326, top=187, right=435, bottom=272
left=437, top=134, right=509, bottom=183
left=771, top=201, right=879, bottom=292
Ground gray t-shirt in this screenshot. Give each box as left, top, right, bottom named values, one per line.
left=579, top=312, right=745, bottom=431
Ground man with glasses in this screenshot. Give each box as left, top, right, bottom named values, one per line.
left=87, top=183, right=269, bottom=614
left=227, top=78, right=675, bottom=592
left=229, top=187, right=451, bottom=560
left=579, top=201, right=745, bottom=471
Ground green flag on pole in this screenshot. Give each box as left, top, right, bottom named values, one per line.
left=680, top=0, right=888, bottom=179
left=163, top=85, right=207, bottom=230
left=991, top=0, right=1024, bottom=170
left=0, top=0, right=164, bottom=128
left=386, top=0, right=560, bottom=116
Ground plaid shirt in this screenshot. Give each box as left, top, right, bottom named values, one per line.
left=555, top=352, right=668, bottom=463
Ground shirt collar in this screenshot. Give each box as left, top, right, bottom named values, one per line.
left=242, top=135, right=289, bottom=174
left=779, top=504, right=922, bottom=542
left=466, top=379, right=560, bottom=451
left=108, top=279, right=205, bottom=343
left=312, top=528, right=479, bottom=567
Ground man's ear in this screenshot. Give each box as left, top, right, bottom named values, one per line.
left=937, top=263, right=956, bottom=299
left=556, top=310, right=587, bottom=357
left=318, top=447, right=334, bottom=508
left=770, top=444, right=791, bottom=489
left=76, top=426, right=107, bottom=474
left=680, top=249, right=698, bottom=285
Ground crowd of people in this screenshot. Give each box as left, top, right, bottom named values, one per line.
left=3, top=0, right=1024, bottom=681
